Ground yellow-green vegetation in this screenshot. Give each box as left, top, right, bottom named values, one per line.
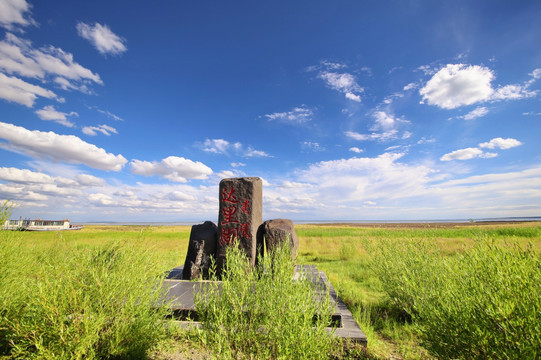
left=1, top=220, right=540, bottom=359
left=296, top=222, right=541, bottom=359
left=195, top=244, right=337, bottom=359
left=0, top=231, right=173, bottom=359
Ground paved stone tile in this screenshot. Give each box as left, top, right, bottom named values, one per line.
left=160, top=265, right=367, bottom=345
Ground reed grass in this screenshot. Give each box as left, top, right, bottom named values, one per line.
left=296, top=222, right=541, bottom=359
left=368, top=236, right=541, bottom=359
left=0, top=230, right=173, bottom=359
left=2, top=214, right=541, bottom=359
left=194, top=242, right=337, bottom=359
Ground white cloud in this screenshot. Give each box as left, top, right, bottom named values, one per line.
left=264, top=105, right=313, bottom=124
left=459, top=106, right=489, bottom=120
left=168, top=190, right=197, bottom=202
left=74, top=173, right=106, bottom=187
left=441, top=138, right=521, bottom=161
left=345, top=92, right=361, bottom=102
left=318, top=71, right=363, bottom=102
left=0, top=122, right=127, bottom=171
left=53, top=76, right=92, bottom=94
left=0, top=33, right=102, bottom=92
left=420, top=64, right=538, bottom=109
left=344, top=131, right=369, bottom=141
left=35, top=105, right=78, bottom=127
left=403, top=82, right=417, bottom=91
left=200, top=138, right=270, bottom=158
left=77, top=22, right=127, bottom=56
left=78, top=182, right=219, bottom=219
left=88, top=193, right=115, bottom=206
left=345, top=129, right=399, bottom=142
left=530, top=68, right=541, bottom=80
left=202, top=138, right=240, bottom=154
left=349, top=147, right=364, bottom=153
left=492, top=84, right=536, bottom=100
left=231, top=162, right=245, bottom=168
left=0, top=167, right=53, bottom=183
left=244, top=147, right=271, bottom=158
left=0, top=72, right=58, bottom=106
left=372, top=111, right=397, bottom=130
left=417, top=137, right=436, bottom=145
left=479, top=137, right=522, bottom=150
left=479, top=152, right=498, bottom=159
left=130, top=156, right=213, bottom=183
left=6, top=159, right=541, bottom=222
left=294, top=152, right=434, bottom=207
left=417, top=64, right=437, bottom=75
left=1, top=169, right=222, bottom=221
left=440, top=147, right=485, bottom=161
left=346, top=110, right=410, bottom=144
left=82, top=124, right=118, bottom=136
left=0, top=166, right=108, bottom=209
left=94, top=108, right=123, bottom=121
left=420, top=64, right=495, bottom=109
left=320, top=61, right=347, bottom=70
left=260, top=153, right=541, bottom=220
left=0, top=0, right=35, bottom=30
left=216, top=170, right=237, bottom=179
left=301, top=141, right=325, bottom=152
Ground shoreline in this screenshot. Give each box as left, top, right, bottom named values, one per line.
left=301, top=220, right=541, bottom=228
left=78, top=219, right=541, bottom=230
left=81, top=217, right=541, bottom=227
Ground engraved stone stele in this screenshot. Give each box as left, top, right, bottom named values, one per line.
left=216, top=177, right=263, bottom=275
left=182, top=221, right=217, bottom=280
left=258, top=218, right=299, bottom=260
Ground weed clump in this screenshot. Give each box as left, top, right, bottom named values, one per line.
left=368, top=236, right=541, bottom=359
left=195, top=243, right=336, bottom=359
left=0, top=233, right=169, bottom=359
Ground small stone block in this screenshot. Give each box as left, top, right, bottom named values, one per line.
left=182, top=221, right=217, bottom=280
left=258, top=218, right=299, bottom=259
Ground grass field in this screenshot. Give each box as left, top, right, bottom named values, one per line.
left=1, top=221, right=540, bottom=359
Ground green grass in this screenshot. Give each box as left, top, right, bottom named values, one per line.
left=0, top=230, right=175, bottom=359
left=2, top=220, right=541, bottom=359
left=296, top=222, right=541, bottom=359
left=194, top=243, right=337, bottom=359
left=368, top=236, right=541, bottom=359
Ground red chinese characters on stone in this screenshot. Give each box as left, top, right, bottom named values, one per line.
left=241, top=199, right=250, bottom=214
left=220, top=227, right=238, bottom=246
left=221, top=187, right=239, bottom=204
left=239, top=223, right=250, bottom=238
left=219, top=223, right=251, bottom=246
left=221, top=206, right=238, bottom=225
left=219, top=186, right=251, bottom=246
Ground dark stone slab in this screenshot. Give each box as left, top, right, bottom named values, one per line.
left=166, top=265, right=184, bottom=280
left=182, top=221, right=217, bottom=280
left=258, top=219, right=299, bottom=259
left=317, top=270, right=367, bottom=345
left=216, top=177, right=263, bottom=273
left=160, top=265, right=367, bottom=345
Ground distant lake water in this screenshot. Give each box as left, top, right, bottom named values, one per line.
left=82, top=217, right=541, bottom=226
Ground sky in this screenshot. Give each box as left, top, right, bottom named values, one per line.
left=1, top=0, right=541, bottom=222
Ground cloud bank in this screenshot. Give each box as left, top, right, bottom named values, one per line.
left=0, top=122, right=127, bottom=171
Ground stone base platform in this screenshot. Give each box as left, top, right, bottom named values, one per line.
left=160, top=265, right=367, bottom=345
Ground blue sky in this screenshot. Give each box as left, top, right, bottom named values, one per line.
left=1, top=0, right=540, bottom=222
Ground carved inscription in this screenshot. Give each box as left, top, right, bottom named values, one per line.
left=217, top=177, right=262, bottom=271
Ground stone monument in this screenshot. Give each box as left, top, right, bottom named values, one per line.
left=216, top=177, right=263, bottom=274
